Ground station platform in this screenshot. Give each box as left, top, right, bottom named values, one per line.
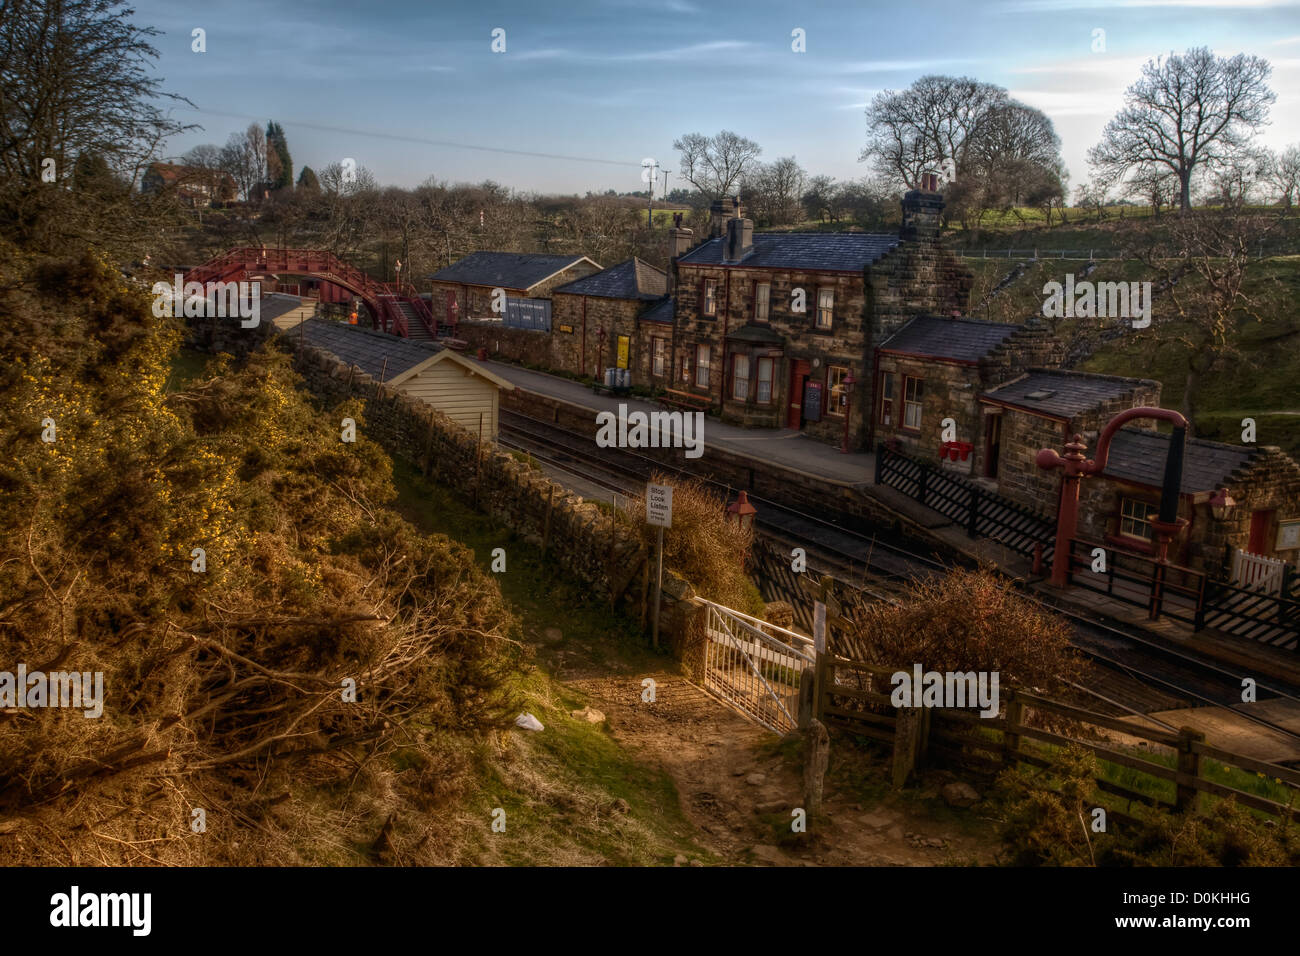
left=485, top=359, right=1300, bottom=690
left=483, top=362, right=874, bottom=486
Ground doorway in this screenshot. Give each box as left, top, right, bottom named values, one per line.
left=786, top=360, right=811, bottom=430
left=984, top=413, right=1001, bottom=479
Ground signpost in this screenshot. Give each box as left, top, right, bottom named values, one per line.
left=647, top=483, right=673, bottom=650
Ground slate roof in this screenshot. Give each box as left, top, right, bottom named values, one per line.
left=640, top=296, right=674, bottom=324
left=1102, top=429, right=1261, bottom=495
left=296, top=318, right=440, bottom=382
left=879, top=315, right=1023, bottom=364
left=554, top=258, right=666, bottom=300
left=427, top=253, right=597, bottom=290
left=258, top=294, right=309, bottom=326
left=981, top=369, right=1158, bottom=420
left=677, top=232, right=899, bottom=271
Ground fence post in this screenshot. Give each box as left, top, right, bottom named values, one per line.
left=874, top=442, right=886, bottom=485
left=1194, top=573, right=1208, bottom=631
left=1149, top=562, right=1166, bottom=621
left=1175, top=727, right=1204, bottom=813
left=1003, top=690, right=1023, bottom=768
left=1279, top=565, right=1294, bottom=628
left=892, top=707, right=923, bottom=789
left=967, top=486, right=981, bottom=539
left=918, top=462, right=929, bottom=508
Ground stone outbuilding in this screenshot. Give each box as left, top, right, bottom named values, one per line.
left=872, top=316, right=1063, bottom=470
left=427, top=252, right=601, bottom=331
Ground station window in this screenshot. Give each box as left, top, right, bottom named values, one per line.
left=695, top=344, right=711, bottom=388
left=732, top=354, right=750, bottom=401
left=816, top=288, right=834, bottom=329
left=755, top=283, right=771, bottom=322
left=652, top=337, right=667, bottom=377
left=756, top=357, right=774, bottom=404
left=879, top=371, right=896, bottom=426
left=903, top=376, right=923, bottom=431
left=703, top=279, right=718, bottom=317
left=1119, top=497, right=1155, bottom=541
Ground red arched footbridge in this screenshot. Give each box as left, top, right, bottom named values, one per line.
left=185, top=247, right=436, bottom=339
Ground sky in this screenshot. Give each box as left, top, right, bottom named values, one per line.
left=134, top=0, right=1300, bottom=197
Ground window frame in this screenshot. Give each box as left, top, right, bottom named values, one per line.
left=702, top=279, right=718, bottom=317
left=754, top=282, right=771, bottom=322
left=651, top=336, right=667, bottom=377
left=731, top=353, right=750, bottom=402
left=695, top=344, right=711, bottom=388
left=815, top=287, right=834, bottom=330
left=756, top=357, right=774, bottom=405
left=1119, top=497, right=1155, bottom=542
left=902, top=376, right=924, bottom=432
left=879, top=371, right=896, bottom=426
left=826, top=365, right=850, bottom=418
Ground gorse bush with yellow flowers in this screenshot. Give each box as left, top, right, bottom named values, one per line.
left=0, top=244, right=523, bottom=865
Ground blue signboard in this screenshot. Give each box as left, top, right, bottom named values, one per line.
left=504, top=297, right=551, bottom=331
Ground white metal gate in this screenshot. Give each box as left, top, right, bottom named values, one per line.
left=1231, top=548, right=1286, bottom=596
left=699, top=600, right=815, bottom=734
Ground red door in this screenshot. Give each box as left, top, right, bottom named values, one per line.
left=1248, top=509, right=1275, bottom=554
left=787, top=360, right=811, bottom=430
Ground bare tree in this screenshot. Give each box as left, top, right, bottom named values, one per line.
left=1264, top=144, right=1300, bottom=209
left=673, top=130, right=762, bottom=199
left=1127, top=206, right=1283, bottom=429
left=1088, top=48, right=1275, bottom=214
left=860, top=75, right=1008, bottom=189
left=0, top=0, right=195, bottom=251
left=742, top=156, right=807, bottom=225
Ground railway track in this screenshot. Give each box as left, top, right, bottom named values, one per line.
left=499, top=409, right=1300, bottom=751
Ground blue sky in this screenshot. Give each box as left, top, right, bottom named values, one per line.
left=137, top=0, right=1300, bottom=195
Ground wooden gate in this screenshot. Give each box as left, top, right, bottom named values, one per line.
left=1230, top=548, right=1286, bottom=596
left=698, top=600, right=815, bottom=734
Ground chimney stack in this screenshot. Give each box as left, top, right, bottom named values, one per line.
left=723, top=216, right=753, bottom=263
left=709, top=196, right=738, bottom=238
left=668, top=212, right=693, bottom=294
left=900, top=174, right=944, bottom=243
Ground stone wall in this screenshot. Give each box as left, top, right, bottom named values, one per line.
left=445, top=294, right=671, bottom=388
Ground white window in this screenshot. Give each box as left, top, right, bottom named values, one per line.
left=827, top=365, right=849, bottom=418
left=703, top=279, right=717, bottom=317
left=732, top=354, right=749, bottom=401
left=652, top=337, right=667, bottom=377
left=816, top=288, right=834, bottom=329
left=755, top=283, right=771, bottom=321
left=1120, top=497, right=1154, bottom=541
left=903, top=376, right=923, bottom=431
left=756, top=357, right=774, bottom=404
left=695, top=344, right=710, bottom=388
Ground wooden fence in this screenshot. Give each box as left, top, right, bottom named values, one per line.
left=875, top=443, right=1056, bottom=564
left=1066, top=538, right=1300, bottom=650
left=812, top=653, right=1300, bottom=826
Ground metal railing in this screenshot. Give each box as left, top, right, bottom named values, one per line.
left=699, top=599, right=814, bottom=734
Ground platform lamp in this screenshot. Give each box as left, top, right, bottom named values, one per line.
left=727, top=491, right=758, bottom=564
left=1209, top=486, right=1237, bottom=522
left=839, top=371, right=857, bottom=454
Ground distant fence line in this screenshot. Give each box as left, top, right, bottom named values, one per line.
left=954, top=244, right=1287, bottom=262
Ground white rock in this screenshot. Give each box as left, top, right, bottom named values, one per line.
left=515, top=712, right=544, bottom=732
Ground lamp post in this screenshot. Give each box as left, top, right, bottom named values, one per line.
left=839, top=371, right=857, bottom=454
left=1036, top=407, right=1190, bottom=588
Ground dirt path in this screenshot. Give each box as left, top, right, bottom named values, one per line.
left=568, top=670, right=1000, bottom=866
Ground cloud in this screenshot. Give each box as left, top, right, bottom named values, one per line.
left=997, top=0, right=1297, bottom=10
